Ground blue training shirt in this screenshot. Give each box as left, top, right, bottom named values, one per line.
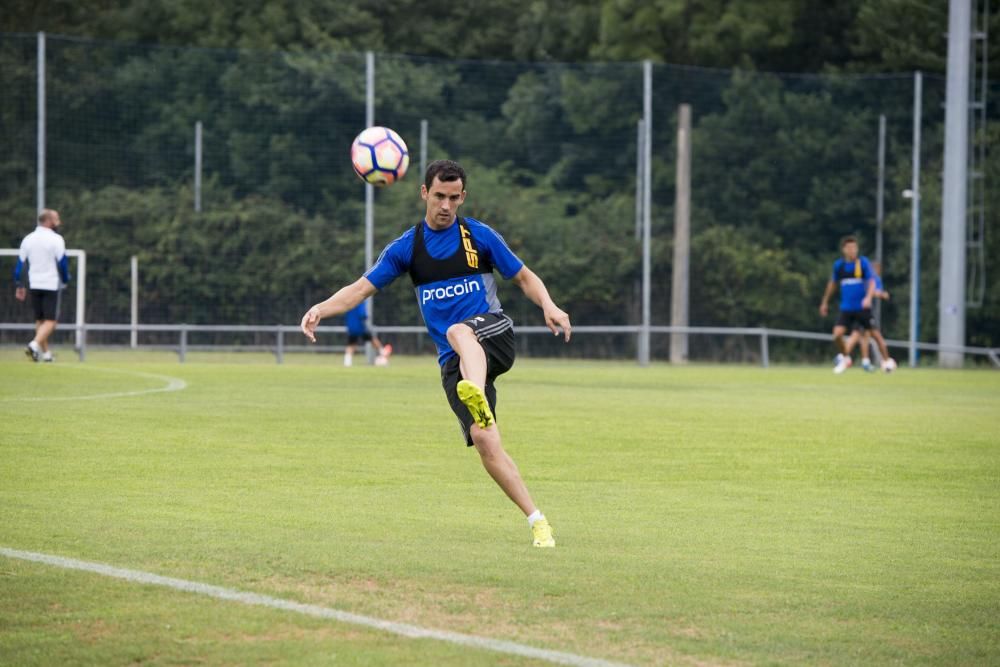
left=344, top=301, right=368, bottom=335
left=364, top=217, right=524, bottom=365
left=831, top=256, right=874, bottom=312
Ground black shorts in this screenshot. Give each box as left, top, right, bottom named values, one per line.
left=347, top=331, right=373, bottom=345
left=440, top=312, right=516, bottom=447
left=836, top=309, right=878, bottom=332
left=30, top=289, right=60, bottom=322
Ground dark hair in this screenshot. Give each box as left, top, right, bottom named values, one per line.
left=424, top=160, right=466, bottom=190
left=841, top=235, right=858, bottom=247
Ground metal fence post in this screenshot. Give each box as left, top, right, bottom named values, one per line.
left=276, top=327, right=284, bottom=364
left=179, top=326, right=188, bottom=363
left=760, top=330, right=770, bottom=368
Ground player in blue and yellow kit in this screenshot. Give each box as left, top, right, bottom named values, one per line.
left=342, top=300, right=390, bottom=367
left=818, top=236, right=876, bottom=374
left=301, top=160, right=571, bottom=547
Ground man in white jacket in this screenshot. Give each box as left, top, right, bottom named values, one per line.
left=14, top=209, right=70, bottom=362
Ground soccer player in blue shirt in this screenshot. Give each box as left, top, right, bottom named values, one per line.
left=342, top=300, right=390, bottom=367
left=301, top=160, right=571, bottom=547
left=818, top=236, right=876, bottom=374
left=846, top=261, right=896, bottom=373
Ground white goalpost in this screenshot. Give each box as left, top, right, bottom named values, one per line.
left=1, top=248, right=87, bottom=349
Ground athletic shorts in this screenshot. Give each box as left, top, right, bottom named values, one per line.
left=836, top=309, right=877, bottom=332
left=440, top=312, right=516, bottom=447
left=347, top=331, right=373, bottom=345
left=30, top=289, right=60, bottom=322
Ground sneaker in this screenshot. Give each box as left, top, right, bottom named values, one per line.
left=343, top=353, right=353, bottom=367
left=42, top=353, right=54, bottom=363
left=531, top=518, right=555, bottom=548
left=25, top=342, right=39, bottom=362
left=456, top=380, right=495, bottom=429
left=861, top=358, right=874, bottom=373
left=833, top=356, right=852, bottom=374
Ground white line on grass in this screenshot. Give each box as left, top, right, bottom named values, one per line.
left=0, top=366, right=187, bottom=402
left=0, top=547, right=632, bottom=667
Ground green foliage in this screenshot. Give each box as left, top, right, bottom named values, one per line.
left=0, top=2, right=997, bottom=349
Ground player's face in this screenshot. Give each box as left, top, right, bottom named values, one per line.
left=421, top=177, right=466, bottom=230
left=842, top=241, right=858, bottom=261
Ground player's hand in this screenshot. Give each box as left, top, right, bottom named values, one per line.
left=544, top=305, right=572, bottom=342
left=300, top=306, right=321, bottom=343
left=862, top=296, right=872, bottom=310
left=882, top=290, right=890, bottom=302
left=15, top=287, right=26, bottom=302
left=819, top=303, right=828, bottom=317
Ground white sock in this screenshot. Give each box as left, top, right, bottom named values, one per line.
left=28, top=340, right=40, bottom=352
left=527, top=510, right=544, bottom=527
left=343, top=352, right=353, bottom=367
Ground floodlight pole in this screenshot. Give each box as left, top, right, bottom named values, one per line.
left=420, top=119, right=428, bottom=180
left=194, top=121, right=203, bottom=212
left=364, top=51, right=375, bottom=363
left=939, top=0, right=972, bottom=368
left=37, top=32, right=46, bottom=214
left=874, top=114, right=886, bottom=328
left=908, top=72, right=923, bottom=368
left=638, top=60, right=652, bottom=367
left=131, top=255, right=139, bottom=348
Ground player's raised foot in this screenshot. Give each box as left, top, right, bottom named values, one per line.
left=861, top=358, right=874, bottom=372
left=833, top=355, right=852, bottom=374
left=531, top=517, right=555, bottom=548
left=456, top=379, right=494, bottom=429
left=25, top=341, right=40, bottom=362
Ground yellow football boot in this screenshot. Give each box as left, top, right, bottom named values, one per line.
left=456, top=380, right=495, bottom=429
left=531, top=518, right=555, bottom=548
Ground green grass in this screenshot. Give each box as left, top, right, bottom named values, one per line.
left=1, top=350, right=999, bottom=665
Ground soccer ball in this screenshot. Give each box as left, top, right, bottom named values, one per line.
left=351, top=126, right=409, bottom=186
left=882, top=357, right=897, bottom=373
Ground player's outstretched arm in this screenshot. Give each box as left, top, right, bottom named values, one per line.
left=301, top=277, right=377, bottom=343
left=511, top=266, right=571, bottom=342
left=819, top=280, right=836, bottom=316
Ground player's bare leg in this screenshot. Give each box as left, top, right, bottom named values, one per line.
left=832, top=325, right=854, bottom=374
left=35, top=319, right=56, bottom=353
left=446, top=324, right=487, bottom=388
left=470, top=424, right=537, bottom=516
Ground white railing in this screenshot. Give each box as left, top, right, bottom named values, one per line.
left=1, top=322, right=997, bottom=368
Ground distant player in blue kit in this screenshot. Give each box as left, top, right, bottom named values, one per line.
left=342, top=300, right=391, bottom=367
left=846, top=261, right=896, bottom=373
left=301, top=160, right=571, bottom=547
left=818, top=236, right=876, bottom=374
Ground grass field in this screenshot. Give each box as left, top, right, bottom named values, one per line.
left=1, top=350, right=998, bottom=666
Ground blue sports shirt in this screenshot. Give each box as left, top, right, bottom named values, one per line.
left=364, top=217, right=524, bottom=365
left=344, top=301, right=368, bottom=335
left=831, top=256, right=874, bottom=312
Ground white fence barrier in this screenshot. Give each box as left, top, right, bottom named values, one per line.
left=1, top=323, right=997, bottom=368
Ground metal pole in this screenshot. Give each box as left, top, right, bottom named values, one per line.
left=875, top=114, right=886, bottom=325
left=908, top=72, right=923, bottom=368
left=670, top=104, right=691, bottom=364
left=639, top=60, right=653, bottom=366
left=635, top=119, right=644, bottom=241
left=939, top=0, right=971, bottom=368
left=130, top=255, right=138, bottom=348
left=76, top=251, right=86, bottom=352
left=37, top=32, right=45, bottom=215
left=194, top=121, right=203, bottom=213
left=420, top=119, right=428, bottom=180
left=364, top=52, right=376, bottom=363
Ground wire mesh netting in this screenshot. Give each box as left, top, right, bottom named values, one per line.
left=1, top=33, right=995, bottom=360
